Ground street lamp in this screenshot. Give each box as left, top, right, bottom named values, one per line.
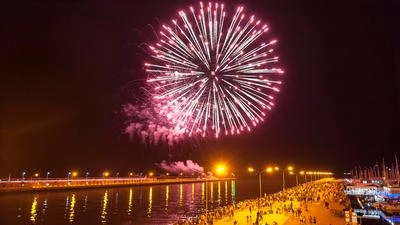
left=85, top=172, right=89, bottom=180
left=67, top=172, right=71, bottom=180
left=46, top=172, right=50, bottom=180
left=289, top=171, right=299, bottom=186
left=248, top=167, right=262, bottom=201
left=215, top=164, right=227, bottom=177
left=22, top=172, right=26, bottom=181
left=248, top=167, right=276, bottom=209
left=300, top=171, right=306, bottom=183
left=103, top=171, right=110, bottom=178
left=306, top=171, right=313, bottom=181
left=282, top=166, right=293, bottom=191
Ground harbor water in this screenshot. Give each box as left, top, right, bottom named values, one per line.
left=0, top=177, right=286, bottom=224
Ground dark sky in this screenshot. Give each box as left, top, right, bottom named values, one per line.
left=1, top=0, right=399, bottom=178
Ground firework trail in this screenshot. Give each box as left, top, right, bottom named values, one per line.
left=124, top=1, right=284, bottom=143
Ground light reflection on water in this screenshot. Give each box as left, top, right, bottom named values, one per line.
left=179, top=184, right=183, bottom=207
left=232, top=180, right=236, bottom=204
left=147, top=187, right=152, bottom=217
left=127, top=188, right=133, bottom=215
left=69, top=194, right=76, bottom=223
left=191, top=183, right=195, bottom=203
left=0, top=179, right=283, bottom=225
left=165, top=186, right=169, bottom=208
left=30, top=196, right=38, bottom=223
left=210, top=182, right=214, bottom=203
left=101, top=191, right=108, bottom=224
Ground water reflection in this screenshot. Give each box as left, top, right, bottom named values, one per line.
left=83, top=195, right=88, bottom=212
left=231, top=180, right=236, bottom=204
left=179, top=184, right=183, bottom=207
left=210, top=182, right=214, bottom=204
left=64, top=195, right=69, bottom=220
left=101, top=191, right=108, bottom=224
left=201, top=182, right=205, bottom=203
left=147, top=187, right=153, bottom=216
left=30, top=196, right=38, bottom=223
left=165, top=185, right=169, bottom=208
left=69, top=194, right=76, bottom=223
left=191, top=183, right=195, bottom=202
left=1, top=180, right=241, bottom=225
left=127, top=188, right=133, bottom=215
left=225, top=181, right=228, bottom=204
left=218, top=182, right=221, bottom=204
left=115, top=192, right=119, bottom=211
left=42, top=199, right=48, bottom=217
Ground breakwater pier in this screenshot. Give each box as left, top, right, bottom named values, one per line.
left=0, top=177, right=232, bottom=192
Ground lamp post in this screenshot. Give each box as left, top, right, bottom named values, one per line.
left=67, top=171, right=71, bottom=180
left=248, top=166, right=278, bottom=224
left=46, top=172, right=50, bottom=180
left=248, top=167, right=277, bottom=209
left=289, top=171, right=299, bottom=186
left=22, top=172, right=26, bottom=181
left=282, top=166, right=293, bottom=191
left=300, top=171, right=306, bottom=183
left=307, top=172, right=312, bottom=182
left=248, top=167, right=263, bottom=201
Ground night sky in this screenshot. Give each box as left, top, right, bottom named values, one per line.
left=1, top=0, right=399, bottom=178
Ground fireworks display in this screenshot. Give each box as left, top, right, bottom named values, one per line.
left=125, top=1, right=284, bottom=143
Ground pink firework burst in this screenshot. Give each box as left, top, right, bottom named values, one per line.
left=144, top=1, right=284, bottom=139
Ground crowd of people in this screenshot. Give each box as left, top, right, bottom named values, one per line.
left=174, top=178, right=349, bottom=225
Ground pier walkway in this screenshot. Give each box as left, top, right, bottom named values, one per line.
left=195, top=178, right=347, bottom=225
left=213, top=200, right=345, bottom=225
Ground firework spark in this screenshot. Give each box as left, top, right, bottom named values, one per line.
left=126, top=1, right=284, bottom=142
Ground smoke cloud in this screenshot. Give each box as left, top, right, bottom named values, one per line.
left=122, top=103, right=186, bottom=145
left=156, top=160, right=204, bottom=175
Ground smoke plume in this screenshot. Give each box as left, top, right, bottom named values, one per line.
left=156, top=160, right=204, bottom=175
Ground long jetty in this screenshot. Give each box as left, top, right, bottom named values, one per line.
left=0, top=177, right=233, bottom=192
